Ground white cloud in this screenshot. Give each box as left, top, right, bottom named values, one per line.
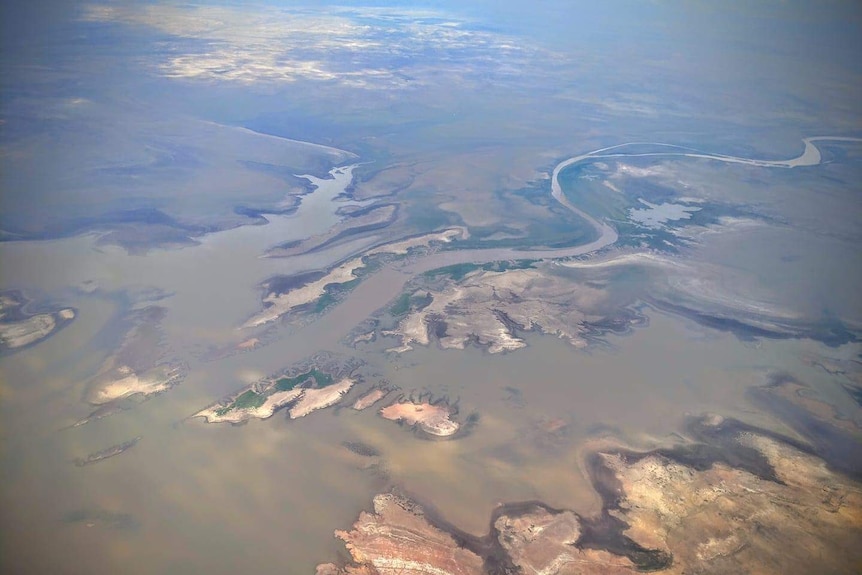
left=81, top=3, right=543, bottom=88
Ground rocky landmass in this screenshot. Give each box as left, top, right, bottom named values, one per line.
left=363, top=227, right=468, bottom=257
left=748, top=373, right=862, bottom=479
left=342, top=441, right=381, bottom=458
left=353, top=388, right=388, bottom=411
left=194, top=352, right=365, bottom=424
left=316, top=493, right=485, bottom=575
left=319, top=414, right=862, bottom=574
left=198, top=328, right=280, bottom=362
left=378, top=262, right=646, bottom=355
left=288, top=377, right=355, bottom=419
left=243, top=257, right=368, bottom=328
left=195, top=388, right=304, bottom=424
left=63, top=508, right=139, bottom=531
left=245, top=228, right=469, bottom=328
left=378, top=399, right=460, bottom=438
left=0, top=291, right=75, bottom=352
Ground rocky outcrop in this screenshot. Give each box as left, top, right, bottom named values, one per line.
left=383, top=266, right=618, bottom=354
left=289, top=377, right=355, bottom=419
left=322, top=494, right=485, bottom=575
left=352, top=388, right=387, bottom=411
left=194, top=352, right=366, bottom=424
left=319, top=415, right=862, bottom=574
left=379, top=400, right=460, bottom=437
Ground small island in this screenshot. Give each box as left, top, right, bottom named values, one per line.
left=352, top=388, right=388, bottom=411
left=379, top=397, right=461, bottom=438
left=194, top=353, right=365, bottom=424
left=0, top=290, right=76, bottom=352
left=84, top=306, right=185, bottom=407
left=74, top=437, right=141, bottom=467
left=243, top=227, right=469, bottom=328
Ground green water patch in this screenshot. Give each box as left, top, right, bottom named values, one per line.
left=274, top=368, right=334, bottom=391
left=389, top=291, right=434, bottom=316
left=423, top=259, right=539, bottom=282
left=314, top=277, right=363, bottom=313
left=404, top=194, right=461, bottom=231
left=216, top=390, right=267, bottom=415
left=389, top=293, right=412, bottom=316
left=313, top=292, right=338, bottom=314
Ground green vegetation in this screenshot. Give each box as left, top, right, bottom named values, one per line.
left=485, top=259, right=538, bottom=272
left=274, top=368, right=334, bottom=391
left=424, top=262, right=482, bottom=281
left=389, top=292, right=412, bottom=316
left=423, top=259, right=539, bottom=281
left=313, top=292, right=337, bottom=313
left=404, top=194, right=460, bottom=230
left=337, top=277, right=362, bottom=291
left=314, top=277, right=365, bottom=314
left=389, top=291, right=434, bottom=316
left=215, top=390, right=266, bottom=415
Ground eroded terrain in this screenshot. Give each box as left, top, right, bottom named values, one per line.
left=319, top=412, right=862, bottom=574
left=244, top=227, right=469, bottom=328
left=366, top=260, right=643, bottom=355
left=3, top=3, right=862, bottom=575
left=378, top=396, right=461, bottom=438
left=194, top=352, right=368, bottom=423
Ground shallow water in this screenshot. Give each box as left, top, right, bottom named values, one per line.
left=2, top=286, right=852, bottom=574
left=1, top=157, right=859, bottom=573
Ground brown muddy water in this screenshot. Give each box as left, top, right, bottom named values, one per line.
left=2, top=295, right=852, bottom=574
left=1, top=166, right=858, bottom=574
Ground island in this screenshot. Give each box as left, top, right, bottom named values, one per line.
left=85, top=306, right=185, bottom=406
left=74, top=437, right=141, bottom=467
left=317, top=413, right=862, bottom=574
left=354, top=259, right=646, bottom=355
left=244, top=227, right=469, bottom=328
left=378, top=398, right=461, bottom=438
left=352, top=388, right=389, bottom=411
left=0, top=290, right=75, bottom=352
left=194, top=353, right=366, bottom=424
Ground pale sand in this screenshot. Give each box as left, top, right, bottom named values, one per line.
left=367, top=227, right=468, bottom=256
left=0, top=314, right=56, bottom=348
left=352, top=388, right=387, bottom=411
left=92, top=365, right=179, bottom=404
left=194, top=388, right=303, bottom=423
left=243, top=258, right=365, bottom=328
left=352, top=331, right=375, bottom=344
left=379, top=402, right=460, bottom=437
left=58, top=308, right=76, bottom=320
left=244, top=228, right=470, bottom=329
left=237, top=337, right=260, bottom=349
left=289, top=378, right=355, bottom=419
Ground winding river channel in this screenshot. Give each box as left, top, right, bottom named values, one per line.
left=304, top=135, right=862, bottom=337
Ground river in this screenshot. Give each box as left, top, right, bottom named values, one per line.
left=1, top=135, right=859, bottom=574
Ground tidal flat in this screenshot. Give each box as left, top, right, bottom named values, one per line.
left=2, top=137, right=861, bottom=573
left=3, top=284, right=857, bottom=575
